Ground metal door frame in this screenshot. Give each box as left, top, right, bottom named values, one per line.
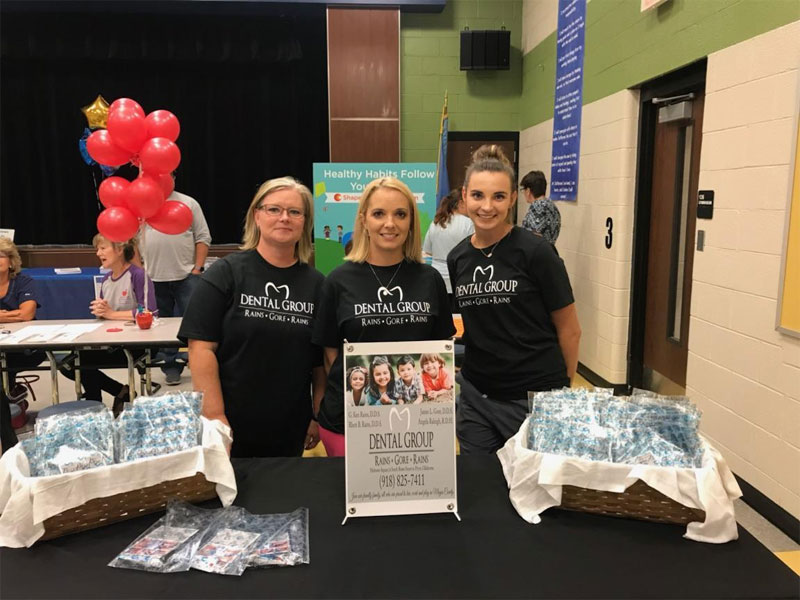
left=628, top=60, right=706, bottom=389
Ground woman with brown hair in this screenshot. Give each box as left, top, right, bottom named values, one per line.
left=447, top=146, right=581, bottom=454
left=312, top=177, right=455, bottom=456
left=422, top=188, right=474, bottom=299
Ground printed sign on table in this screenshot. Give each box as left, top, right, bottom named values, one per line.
left=312, top=163, right=437, bottom=275
left=343, top=339, right=458, bottom=521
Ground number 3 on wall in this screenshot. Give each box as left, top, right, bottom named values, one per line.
left=605, top=217, right=613, bottom=249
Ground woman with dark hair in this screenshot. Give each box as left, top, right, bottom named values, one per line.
left=422, top=189, right=474, bottom=297
left=447, top=146, right=581, bottom=454
left=519, top=170, right=561, bottom=244
left=60, top=234, right=156, bottom=415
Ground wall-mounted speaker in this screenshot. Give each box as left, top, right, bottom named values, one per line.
left=460, top=29, right=510, bottom=71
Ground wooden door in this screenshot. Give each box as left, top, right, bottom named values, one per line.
left=643, top=92, right=704, bottom=388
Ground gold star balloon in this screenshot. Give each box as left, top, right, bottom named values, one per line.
left=81, top=94, right=110, bottom=129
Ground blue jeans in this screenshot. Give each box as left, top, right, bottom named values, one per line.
left=154, top=275, right=199, bottom=376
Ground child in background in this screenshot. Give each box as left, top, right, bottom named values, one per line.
left=345, top=366, right=367, bottom=407
left=364, top=356, right=399, bottom=406
left=394, top=355, right=424, bottom=404
left=420, top=353, right=453, bottom=400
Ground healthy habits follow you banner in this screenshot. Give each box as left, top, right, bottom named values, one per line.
left=313, top=163, right=437, bottom=275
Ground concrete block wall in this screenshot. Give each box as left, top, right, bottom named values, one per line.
left=401, top=0, right=523, bottom=163
left=686, top=20, right=800, bottom=519
left=518, top=89, right=638, bottom=384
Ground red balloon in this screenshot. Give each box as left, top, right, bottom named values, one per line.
left=97, top=206, right=139, bottom=242
left=155, top=173, right=175, bottom=198
left=139, top=137, right=181, bottom=175
left=146, top=200, right=192, bottom=235
left=124, top=175, right=166, bottom=219
left=107, top=107, right=148, bottom=153
left=145, top=110, right=180, bottom=142
left=98, top=176, right=130, bottom=209
left=86, top=130, right=132, bottom=167
left=109, top=98, right=145, bottom=119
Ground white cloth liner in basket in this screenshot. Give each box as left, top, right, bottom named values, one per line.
left=0, top=417, right=237, bottom=548
left=497, top=418, right=742, bottom=543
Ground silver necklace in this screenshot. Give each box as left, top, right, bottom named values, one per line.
left=368, top=261, right=403, bottom=296
left=476, top=233, right=506, bottom=258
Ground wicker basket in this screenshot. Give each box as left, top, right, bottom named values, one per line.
left=560, top=479, right=706, bottom=525
left=40, top=472, right=217, bottom=541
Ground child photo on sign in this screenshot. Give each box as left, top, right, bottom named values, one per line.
left=420, top=353, right=453, bottom=402
left=345, top=353, right=454, bottom=406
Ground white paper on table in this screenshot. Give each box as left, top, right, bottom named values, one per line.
left=53, top=267, right=82, bottom=275
left=0, top=417, right=237, bottom=548
left=497, top=419, right=742, bottom=544
left=1, top=323, right=103, bottom=344
left=47, top=323, right=103, bottom=342
left=2, top=325, right=67, bottom=344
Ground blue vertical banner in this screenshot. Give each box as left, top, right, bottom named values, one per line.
left=549, top=0, right=586, bottom=201
left=436, top=92, right=450, bottom=206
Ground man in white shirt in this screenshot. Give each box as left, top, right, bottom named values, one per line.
left=140, top=190, right=211, bottom=384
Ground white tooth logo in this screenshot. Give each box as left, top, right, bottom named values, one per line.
left=473, top=265, right=494, bottom=282
left=389, top=407, right=411, bottom=432
left=377, top=286, right=403, bottom=302
left=265, top=282, right=290, bottom=300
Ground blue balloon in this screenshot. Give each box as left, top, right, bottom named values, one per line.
left=78, top=128, right=95, bottom=166
left=342, top=231, right=353, bottom=247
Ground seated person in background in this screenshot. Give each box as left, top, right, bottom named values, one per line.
left=364, top=356, right=400, bottom=406
left=420, top=353, right=453, bottom=401
left=394, top=355, right=424, bottom=405
left=520, top=170, right=561, bottom=245
left=59, top=234, right=156, bottom=416
left=0, top=237, right=44, bottom=410
left=345, top=366, right=367, bottom=407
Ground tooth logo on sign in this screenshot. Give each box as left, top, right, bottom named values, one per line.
left=472, top=265, right=494, bottom=282
left=265, top=282, right=290, bottom=300
left=389, top=407, right=411, bottom=432
left=377, top=286, right=403, bottom=302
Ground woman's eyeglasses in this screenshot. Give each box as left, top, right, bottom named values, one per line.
left=256, top=204, right=305, bottom=219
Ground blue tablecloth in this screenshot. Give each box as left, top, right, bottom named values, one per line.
left=23, top=267, right=104, bottom=320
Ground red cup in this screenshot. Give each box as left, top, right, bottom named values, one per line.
left=136, top=311, right=153, bottom=330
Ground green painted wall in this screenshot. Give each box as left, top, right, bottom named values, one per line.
left=521, top=0, right=800, bottom=130
left=400, top=0, right=523, bottom=162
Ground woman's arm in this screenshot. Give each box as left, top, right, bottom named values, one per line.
left=0, top=298, right=37, bottom=322
left=551, top=303, right=581, bottom=383
left=323, top=347, right=338, bottom=375
left=304, top=358, right=327, bottom=449
left=188, top=338, right=229, bottom=427
left=89, top=298, right=134, bottom=321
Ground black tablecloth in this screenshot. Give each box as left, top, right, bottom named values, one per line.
left=1, top=456, right=797, bottom=599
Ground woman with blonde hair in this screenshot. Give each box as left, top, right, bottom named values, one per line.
left=312, top=177, right=455, bottom=456
left=59, top=234, right=156, bottom=415
left=447, top=145, right=580, bottom=454
left=179, top=177, right=325, bottom=457
left=0, top=237, right=43, bottom=449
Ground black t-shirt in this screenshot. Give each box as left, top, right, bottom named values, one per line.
left=447, top=227, right=574, bottom=400
left=178, top=250, right=324, bottom=455
left=312, top=260, right=455, bottom=434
